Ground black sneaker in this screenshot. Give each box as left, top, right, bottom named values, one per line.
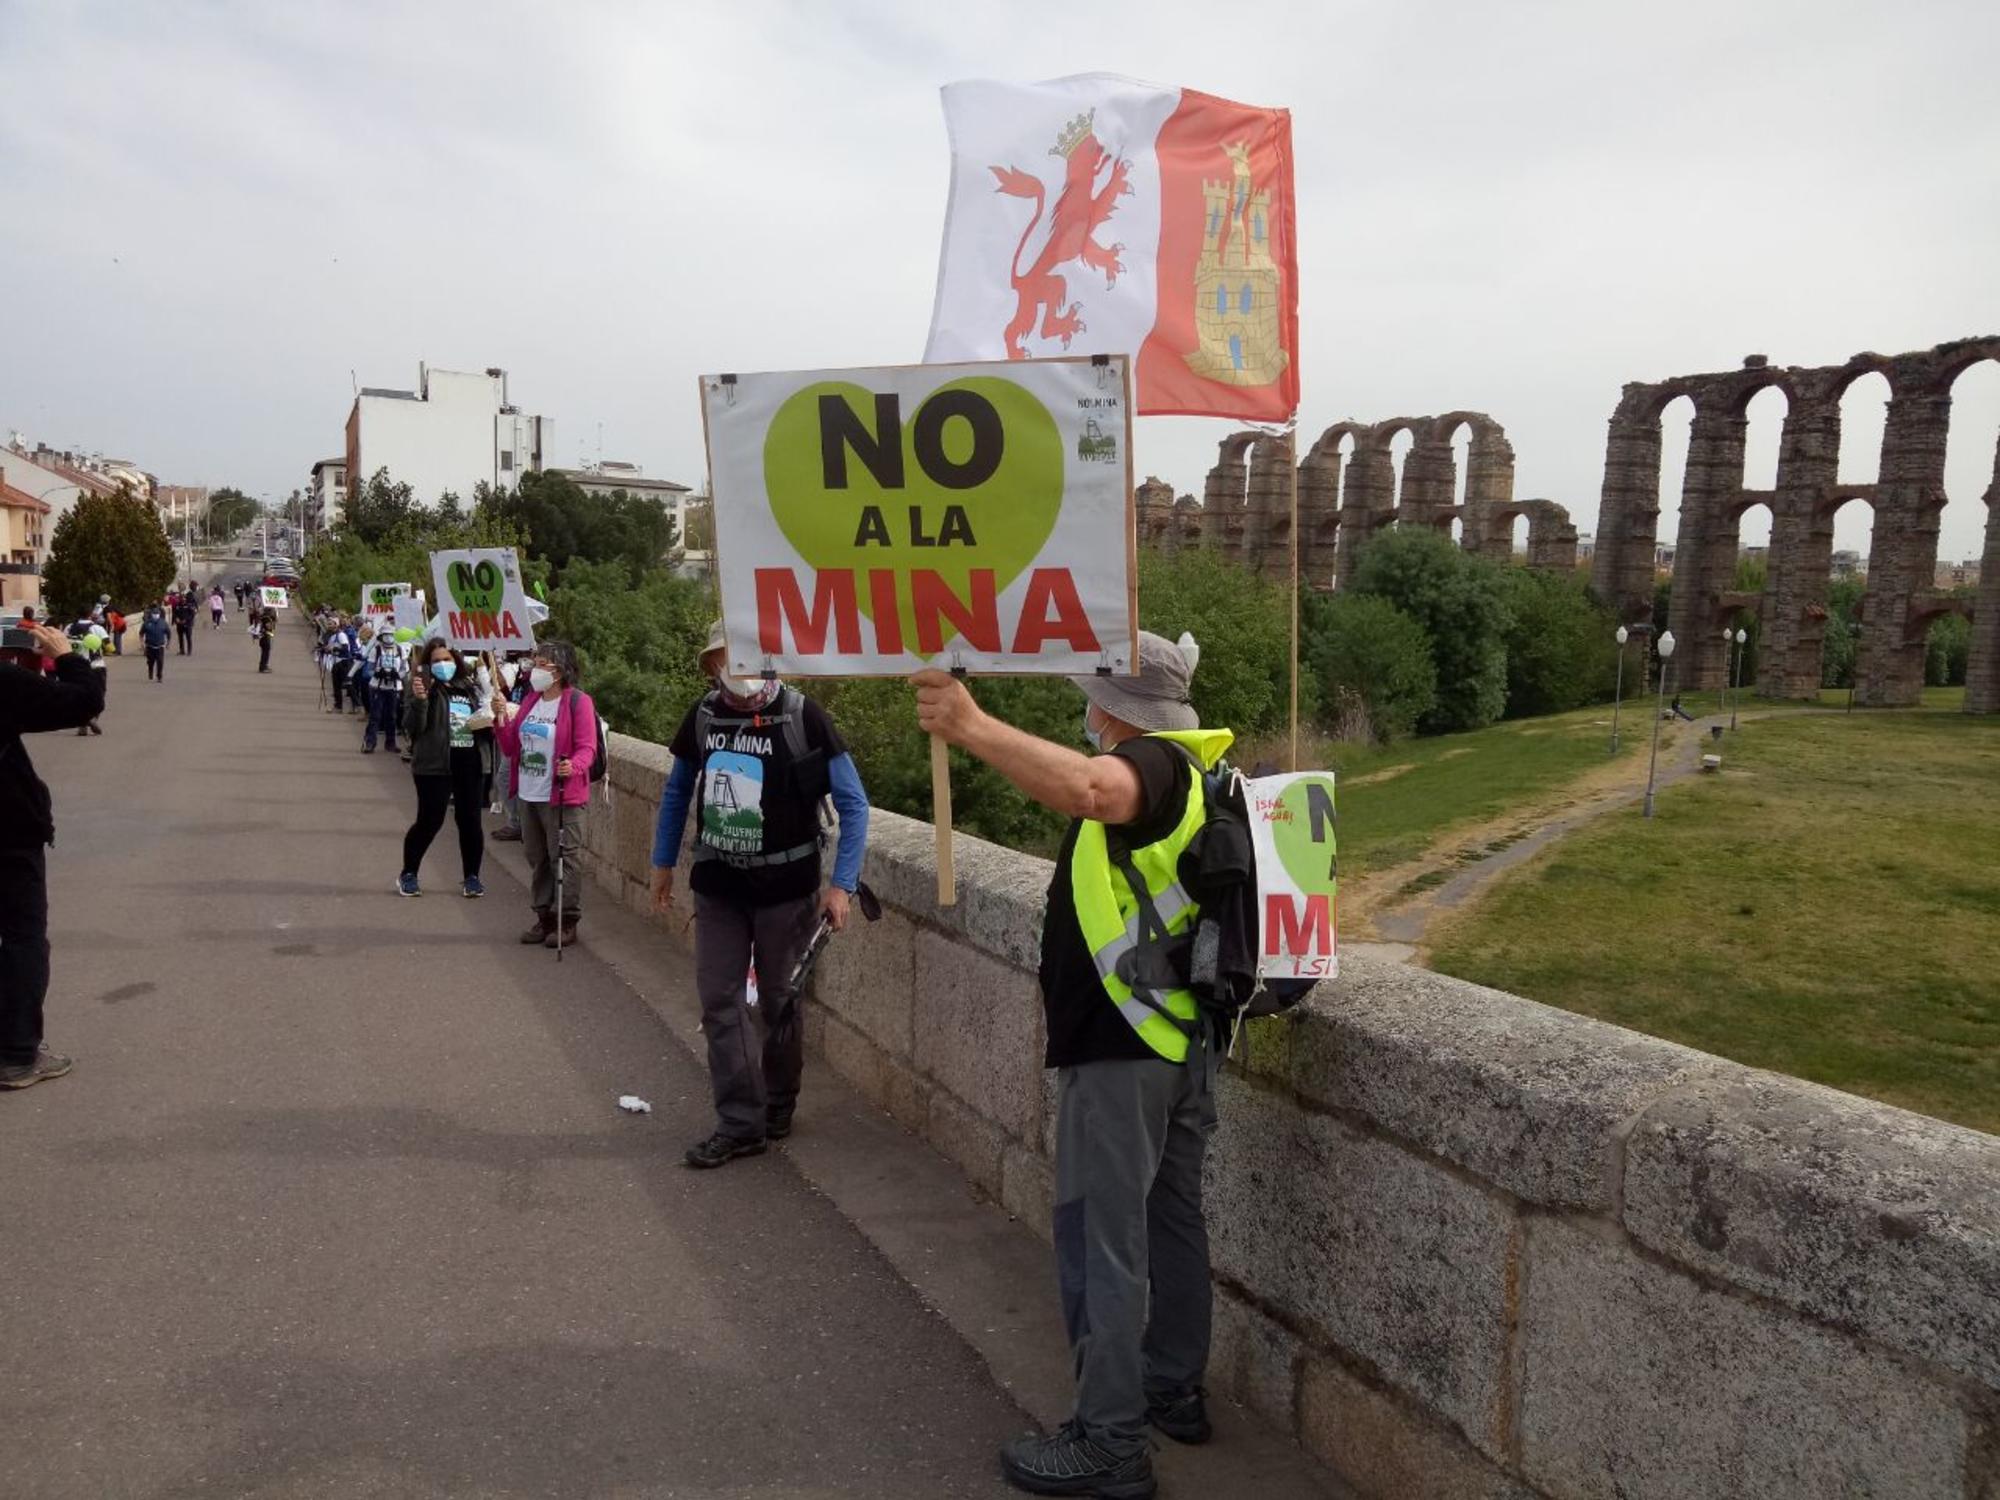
left=999, top=1422, right=1155, bottom=1498
left=1146, top=1387, right=1211, bottom=1445
left=766, top=1109, right=795, bottom=1141
left=683, top=1132, right=767, bottom=1170
left=0, top=1045, right=75, bottom=1091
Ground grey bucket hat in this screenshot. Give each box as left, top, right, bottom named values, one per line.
left=1071, top=631, right=1200, bottom=732
left=702, top=618, right=726, bottom=659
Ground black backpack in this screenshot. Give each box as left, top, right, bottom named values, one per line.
left=1106, top=748, right=1318, bottom=1050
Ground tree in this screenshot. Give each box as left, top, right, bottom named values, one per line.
left=1926, top=610, right=1971, bottom=687
left=207, top=487, right=259, bottom=535
left=1821, top=578, right=1866, bottom=687
left=478, top=470, right=680, bottom=586
left=346, top=469, right=420, bottom=546
left=1301, top=592, right=1436, bottom=741
left=42, top=486, right=176, bottom=619
left=1135, top=548, right=1297, bottom=737
left=1494, top=567, right=1620, bottom=718
left=1349, top=528, right=1509, bottom=733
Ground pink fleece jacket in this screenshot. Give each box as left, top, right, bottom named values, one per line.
left=493, top=686, right=598, bottom=808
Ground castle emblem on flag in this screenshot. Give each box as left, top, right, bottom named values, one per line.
left=1185, top=143, right=1289, bottom=388
left=990, top=109, right=1135, bottom=359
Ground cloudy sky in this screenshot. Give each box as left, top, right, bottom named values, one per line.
left=3, top=0, right=1995, bottom=560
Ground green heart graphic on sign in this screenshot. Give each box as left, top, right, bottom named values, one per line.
left=446, top=559, right=506, bottom=613
left=1274, top=777, right=1338, bottom=892
left=370, top=587, right=396, bottom=606
left=762, top=376, right=1063, bottom=655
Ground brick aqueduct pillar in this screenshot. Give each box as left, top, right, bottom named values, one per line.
left=1589, top=338, right=2000, bottom=709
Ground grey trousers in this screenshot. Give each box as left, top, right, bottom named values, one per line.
left=1054, top=1043, right=1219, bottom=1458
left=693, top=890, right=818, bottom=1140
left=519, top=800, right=583, bottom=919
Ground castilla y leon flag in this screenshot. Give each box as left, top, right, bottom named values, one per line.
left=925, top=73, right=1298, bottom=422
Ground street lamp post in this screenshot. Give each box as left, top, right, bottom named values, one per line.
left=1730, top=628, right=1747, bottom=730
left=1721, top=625, right=1734, bottom=720
left=1643, top=630, right=1676, bottom=818
left=1610, top=624, right=1629, bottom=754
left=1847, top=620, right=1862, bottom=714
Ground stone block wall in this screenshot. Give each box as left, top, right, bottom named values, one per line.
left=592, top=732, right=2000, bottom=1499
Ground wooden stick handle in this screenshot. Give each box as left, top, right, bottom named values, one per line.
left=931, top=733, right=956, bottom=907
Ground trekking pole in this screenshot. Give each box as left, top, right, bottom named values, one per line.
left=554, top=771, right=567, bottom=964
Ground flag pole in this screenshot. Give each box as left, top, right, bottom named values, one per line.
left=1288, top=423, right=1301, bottom=772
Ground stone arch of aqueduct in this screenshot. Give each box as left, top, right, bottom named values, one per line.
left=1139, top=335, right=1999, bottom=713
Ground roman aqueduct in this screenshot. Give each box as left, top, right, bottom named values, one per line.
left=1147, top=335, right=1998, bottom=713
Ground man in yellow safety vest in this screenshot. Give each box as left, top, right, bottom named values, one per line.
left=915, top=630, right=1228, bottom=1500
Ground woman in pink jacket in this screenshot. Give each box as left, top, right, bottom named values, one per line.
left=491, top=640, right=599, bottom=950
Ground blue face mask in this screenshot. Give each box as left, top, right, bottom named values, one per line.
left=431, top=661, right=458, bottom=683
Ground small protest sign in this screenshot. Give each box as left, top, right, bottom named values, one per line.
left=360, top=582, right=410, bottom=625
left=700, top=355, right=1136, bottom=678
left=259, top=586, right=289, bottom=610
left=391, top=595, right=427, bottom=635
left=1246, top=771, right=1337, bottom=980
left=429, top=548, right=535, bottom=652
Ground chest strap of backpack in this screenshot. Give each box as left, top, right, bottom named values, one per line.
left=691, top=686, right=822, bottom=867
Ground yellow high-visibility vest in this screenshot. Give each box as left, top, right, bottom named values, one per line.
left=1064, top=727, right=1235, bottom=1063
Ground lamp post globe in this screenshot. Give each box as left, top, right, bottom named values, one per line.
left=1610, top=625, right=1630, bottom=753
left=1730, top=628, right=1748, bottom=730
left=1644, top=631, right=1675, bottom=818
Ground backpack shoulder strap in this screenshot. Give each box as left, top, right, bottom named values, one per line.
left=777, top=686, right=811, bottom=762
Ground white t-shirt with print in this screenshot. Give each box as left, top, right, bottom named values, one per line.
left=516, top=695, right=561, bottom=804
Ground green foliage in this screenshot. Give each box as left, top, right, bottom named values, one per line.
left=345, top=469, right=421, bottom=546
left=300, top=509, right=532, bottom=618
left=478, top=470, right=679, bottom=587
left=1820, top=578, right=1865, bottom=687
left=1301, top=591, right=1436, bottom=741
left=1926, top=610, right=1970, bottom=687
left=546, top=559, right=715, bottom=743
left=1495, top=567, right=1620, bottom=719
left=206, top=487, right=259, bottom=535
left=1135, top=548, right=1296, bottom=736
left=1350, top=528, right=1508, bottom=733
left=42, top=486, right=176, bottom=619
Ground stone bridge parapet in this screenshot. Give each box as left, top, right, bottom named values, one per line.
left=580, top=730, right=2000, bottom=1500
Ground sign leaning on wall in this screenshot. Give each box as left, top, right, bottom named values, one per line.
left=1246, top=770, right=1338, bottom=980
left=428, top=548, right=535, bottom=653
left=700, top=355, right=1137, bottom=678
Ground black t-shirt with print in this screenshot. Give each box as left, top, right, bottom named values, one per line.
left=1039, top=736, right=1193, bottom=1068
left=668, top=690, right=846, bottom=907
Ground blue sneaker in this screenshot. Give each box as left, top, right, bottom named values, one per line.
left=463, top=876, right=485, bottom=899
left=397, top=872, right=421, bottom=898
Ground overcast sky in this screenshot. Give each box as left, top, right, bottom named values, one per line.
left=3, top=0, right=1996, bottom=560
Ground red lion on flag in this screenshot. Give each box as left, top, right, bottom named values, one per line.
left=990, top=110, right=1133, bottom=359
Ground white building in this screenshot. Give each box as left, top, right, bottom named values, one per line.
left=343, top=364, right=552, bottom=508
left=308, top=458, right=347, bottom=532
left=0, top=442, right=86, bottom=532
left=552, top=461, right=693, bottom=545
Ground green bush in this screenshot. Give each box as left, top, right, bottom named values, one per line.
left=1349, top=528, right=1509, bottom=733
left=1301, top=591, right=1436, bottom=741
left=1926, top=611, right=1970, bottom=687
left=1136, top=548, right=1299, bottom=736
left=1495, top=567, right=1620, bottom=718
left=42, top=487, right=176, bottom=620
left=548, top=559, right=715, bottom=743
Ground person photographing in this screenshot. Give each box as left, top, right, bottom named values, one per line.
left=397, top=639, right=493, bottom=899
left=491, top=642, right=598, bottom=949
left=1, top=622, right=108, bottom=1089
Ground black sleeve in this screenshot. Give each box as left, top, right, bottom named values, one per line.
left=667, top=703, right=703, bottom=764
left=0, top=654, right=105, bottom=734
left=801, top=697, right=848, bottom=758
left=1108, top=738, right=1189, bottom=842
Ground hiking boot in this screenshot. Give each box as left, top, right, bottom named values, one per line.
left=492, top=824, right=523, bottom=842
left=1146, top=1387, right=1212, bottom=1445
left=766, top=1108, right=795, bottom=1141
left=999, top=1422, right=1155, bottom=1498
left=520, top=911, right=554, bottom=944
left=396, top=872, right=422, bottom=898
left=684, top=1132, right=767, bottom=1169
left=544, top=921, right=578, bottom=949
left=0, top=1045, right=75, bottom=1091
left=462, top=876, right=485, bottom=898
left=88, top=722, right=102, bottom=735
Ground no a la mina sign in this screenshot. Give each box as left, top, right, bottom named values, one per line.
left=428, top=548, right=536, bottom=652
left=701, top=356, right=1137, bottom=676
left=1247, top=771, right=1338, bottom=980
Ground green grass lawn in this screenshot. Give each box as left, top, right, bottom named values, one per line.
left=1813, top=685, right=1966, bottom=711
left=1427, top=708, right=2000, bottom=1135
left=1295, top=705, right=1641, bottom=874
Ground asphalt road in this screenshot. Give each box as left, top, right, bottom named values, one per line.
left=2, top=600, right=1031, bottom=1499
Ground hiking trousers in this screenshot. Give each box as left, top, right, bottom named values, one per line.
left=0, top=847, right=50, bottom=1068
left=692, top=889, right=817, bottom=1140
left=1053, top=1043, right=1219, bottom=1459
left=145, top=646, right=165, bottom=681
left=519, top=800, right=583, bottom=920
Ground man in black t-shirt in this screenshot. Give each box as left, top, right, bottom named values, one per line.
left=915, top=631, right=1229, bottom=1500
left=650, top=621, right=872, bottom=1169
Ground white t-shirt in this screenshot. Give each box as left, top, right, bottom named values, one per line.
left=516, top=695, right=561, bottom=804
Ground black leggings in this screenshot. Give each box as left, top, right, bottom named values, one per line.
left=402, top=749, right=486, bottom=881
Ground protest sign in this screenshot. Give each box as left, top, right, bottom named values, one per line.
left=1246, top=771, right=1338, bottom=980
left=360, top=582, right=410, bottom=625
left=391, top=595, right=427, bottom=635
left=428, top=548, right=535, bottom=652
left=259, top=586, right=289, bottom=609
left=700, top=355, right=1136, bottom=678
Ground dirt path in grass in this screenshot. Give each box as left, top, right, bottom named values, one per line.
left=1348, top=707, right=1820, bottom=953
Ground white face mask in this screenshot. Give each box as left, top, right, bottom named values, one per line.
left=529, top=667, right=556, bottom=694
left=1082, top=706, right=1105, bottom=752
left=719, top=672, right=765, bottom=700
